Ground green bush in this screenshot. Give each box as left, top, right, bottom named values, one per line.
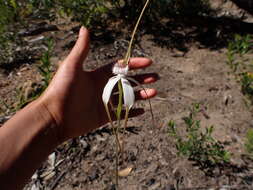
left=168, top=104, right=230, bottom=168
left=57, top=0, right=112, bottom=26
left=0, top=0, right=26, bottom=66
left=245, top=129, right=253, bottom=159
left=229, top=34, right=253, bottom=56
left=226, top=34, right=253, bottom=100
left=0, top=0, right=17, bottom=49
left=0, top=0, right=17, bottom=32
left=241, top=72, right=253, bottom=96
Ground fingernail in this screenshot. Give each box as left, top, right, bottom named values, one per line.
left=140, top=89, right=157, bottom=98
left=144, top=77, right=156, bottom=83
left=79, top=26, right=85, bottom=37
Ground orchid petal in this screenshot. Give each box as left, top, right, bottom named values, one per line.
left=121, top=78, right=135, bottom=109
left=102, top=76, right=121, bottom=105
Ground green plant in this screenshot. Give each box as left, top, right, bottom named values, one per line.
left=0, top=0, right=18, bottom=64
left=168, top=104, right=230, bottom=168
left=0, top=1, right=40, bottom=67
left=0, top=0, right=17, bottom=34
left=227, top=34, right=253, bottom=71
left=28, top=0, right=54, bottom=9
left=230, top=34, right=252, bottom=56
left=245, top=129, right=253, bottom=158
left=240, top=72, right=253, bottom=97
left=226, top=34, right=253, bottom=102
left=16, top=38, right=54, bottom=109
left=226, top=44, right=238, bottom=72
left=38, top=38, right=54, bottom=87
left=227, top=35, right=252, bottom=66
left=57, top=0, right=111, bottom=27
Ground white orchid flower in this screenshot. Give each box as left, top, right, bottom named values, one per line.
left=102, top=62, right=135, bottom=118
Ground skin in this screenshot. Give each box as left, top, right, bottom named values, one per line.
left=0, top=27, right=157, bottom=190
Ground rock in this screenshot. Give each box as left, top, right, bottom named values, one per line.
left=95, top=135, right=107, bottom=142
left=128, top=148, right=138, bottom=161
left=28, top=36, right=45, bottom=43
left=88, top=168, right=99, bottom=181
left=231, top=0, right=253, bottom=15
left=110, top=184, right=116, bottom=190
left=149, top=182, right=161, bottom=190
left=48, top=152, right=56, bottom=168
left=80, top=139, right=89, bottom=149
left=242, top=175, right=253, bottom=185
left=0, top=115, right=11, bottom=124
left=118, top=167, right=132, bottom=177
left=220, top=185, right=232, bottom=190
left=31, top=171, right=38, bottom=180
left=18, top=23, right=58, bottom=37
left=23, top=81, right=35, bottom=101
left=31, top=184, right=40, bottom=190
left=146, top=178, right=156, bottom=186
left=43, top=171, right=56, bottom=181
left=162, top=185, right=175, bottom=190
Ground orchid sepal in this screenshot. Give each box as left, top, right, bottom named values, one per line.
left=102, top=75, right=135, bottom=110
left=102, top=63, right=135, bottom=112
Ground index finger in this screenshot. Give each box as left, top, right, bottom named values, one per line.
left=128, top=58, right=153, bottom=70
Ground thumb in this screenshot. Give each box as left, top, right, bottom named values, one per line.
left=64, top=27, right=90, bottom=67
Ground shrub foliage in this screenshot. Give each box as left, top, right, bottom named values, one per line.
left=168, top=104, right=230, bottom=169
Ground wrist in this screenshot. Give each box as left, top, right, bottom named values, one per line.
left=32, top=99, right=62, bottom=145
left=0, top=98, right=62, bottom=189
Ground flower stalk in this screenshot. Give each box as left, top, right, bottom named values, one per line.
left=124, top=0, right=151, bottom=66
left=102, top=0, right=151, bottom=188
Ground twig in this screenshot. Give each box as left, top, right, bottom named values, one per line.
left=49, top=170, right=67, bottom=190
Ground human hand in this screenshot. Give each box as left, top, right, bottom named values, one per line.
left=38, top=27, right=157, bottom=142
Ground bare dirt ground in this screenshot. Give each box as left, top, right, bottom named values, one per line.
left=1, top=1, right=253, bottom=189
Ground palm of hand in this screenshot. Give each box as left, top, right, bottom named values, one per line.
left=39, top=27, right=157, bottom=141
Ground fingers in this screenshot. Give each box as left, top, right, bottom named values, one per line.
left=128, top=58, right=152, bottom=70
left=93, top=57, right=154, bottom=81
left=131, top=73, right=159, bottom=86
left=111, top=88, right=157, bottom=104
left=64, top=27, right=90, bottom=67
left=135, top=88, right=157, bottom=100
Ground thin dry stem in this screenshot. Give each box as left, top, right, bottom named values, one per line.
left=120, top=108, right=129, bottom=165
left=124, top=0, right=151, bottom=65
left=127, top=77, right=155, bottom=127
left=123, top=107, right=130, bottom=136
left=104, top=104, right=120, bottom=187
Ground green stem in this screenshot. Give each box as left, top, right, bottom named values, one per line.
left=121, top=107, right=129, bottom=164
left=117, top=81, right=123, bottom=121
left=115, top=80, right=124, bottom=188
left=124, top=0, right=151, bottom=65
